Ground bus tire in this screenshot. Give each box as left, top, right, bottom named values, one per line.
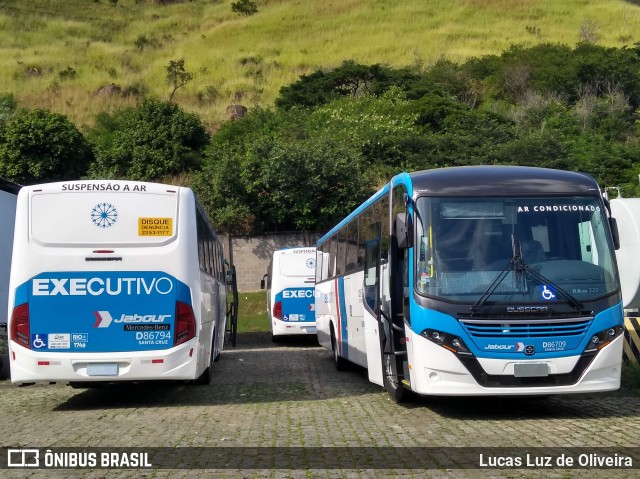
left=213, top=328, right=222, bottom=362
left=383, top=351, right=407, bottom=403
left=195, top=340, right=215, bottom=385
left=330, top=325, right=348, bottom=371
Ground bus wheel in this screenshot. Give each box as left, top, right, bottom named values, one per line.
left=195, top=342, right=215, bottom=385
left=383, top=352, right=406, bottom=403
left=331, top=325, right=348, bottom=371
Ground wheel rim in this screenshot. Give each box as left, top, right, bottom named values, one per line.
left=384, top=353, right=397, bottom=389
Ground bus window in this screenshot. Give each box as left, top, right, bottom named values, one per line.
left=337, top=228, right=346, bottom=276
left=329, top=235, right=337, bottom=278
left=379, top=195, right=389, bottom=263
left=316, top=245, right=324, bottom=282
left=346, top=221, right=358, bottom=273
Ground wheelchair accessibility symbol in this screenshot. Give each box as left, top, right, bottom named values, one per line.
left=540, top=285, right=557, bottom=301
left=31, top=334, right=47, bottom=349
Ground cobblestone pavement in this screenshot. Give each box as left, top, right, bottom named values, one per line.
left=1, top=332, right=639, bottom=478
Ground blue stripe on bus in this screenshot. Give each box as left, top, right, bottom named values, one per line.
left=409, top=300, right=623, bottom=360
left=337, top=277, right=349, bottom=359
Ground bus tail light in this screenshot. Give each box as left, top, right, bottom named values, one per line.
left=273, top=301, right=283, bottom=320
left=174, top=301, right=196, bottom=346
left=11, top=303, right=30, bottom=349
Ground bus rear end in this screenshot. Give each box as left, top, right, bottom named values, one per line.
left=268, top=248, right=317, bottom=339
left=8, top=180, right=201, bottom=384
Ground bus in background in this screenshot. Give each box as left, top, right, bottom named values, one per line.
left=8, top=180, right=238, bottom=386
left=1, top=178, right=20, bottom=379
left=261, top=247, right=317, bottom=342
left=315, top=166, right=623, bottom=401
left=609, top=196, right=640, bottom=310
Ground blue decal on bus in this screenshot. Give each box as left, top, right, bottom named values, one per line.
left=15, top=271, right=191, bottom=353
left=338, top=277, right=349, bottom=360
left=274, top=288, right=316, bottom=322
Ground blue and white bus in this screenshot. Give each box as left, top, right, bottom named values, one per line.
left=7, top=180, right=237, bottom=386
left=1, top=177, right=20, bottom=379
left=315, top=166, right=623, bottom=400
left=262, top=247, right=317, bottom=341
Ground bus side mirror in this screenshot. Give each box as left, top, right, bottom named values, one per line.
left=226, top=269, right=236, bottom=286
left=610, top=217, right=620, bottom=250
left=260, top=274, right=267, bottom=290
left=395, top=212, right=413, bottom=249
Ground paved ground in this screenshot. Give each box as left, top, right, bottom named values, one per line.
left=1, top=332, right=639, bottom=478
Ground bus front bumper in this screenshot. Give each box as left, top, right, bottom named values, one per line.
left=406, top=329, right=623, bottom=396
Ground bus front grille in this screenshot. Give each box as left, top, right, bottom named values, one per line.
left=459, top=317, right=592, bottom=338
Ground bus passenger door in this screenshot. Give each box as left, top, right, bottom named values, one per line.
left=363, top=228, right=384, bottom=386
left=344, top=273, right=366, bottom=367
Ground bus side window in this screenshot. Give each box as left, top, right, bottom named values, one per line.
left=362, top=201, right=380, bottom=312
left=337, top=228, right=346, bottom=276
left=346, top=220, right=358, bottom=273
left=329, top=235, right=337, bottom=278
left=379, top=195, right=389, bottom=263
left=316, top=246, right=324, bottom=282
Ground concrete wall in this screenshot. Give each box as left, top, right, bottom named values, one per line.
left=224, top=232, right=322, bottom=292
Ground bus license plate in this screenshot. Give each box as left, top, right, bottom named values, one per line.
left=87, top=363, right=118, bottom=377
left=514, top=363, right=549, bottom=377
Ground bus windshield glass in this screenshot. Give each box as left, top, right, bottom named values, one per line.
left=415, top=196, right=618, bottom=303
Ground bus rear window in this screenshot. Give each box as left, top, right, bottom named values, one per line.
left=30, top=192, right=178, bottom=246
left=279, top=252, right=315, bottom=277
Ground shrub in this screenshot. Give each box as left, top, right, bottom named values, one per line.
left=0, top=109, right=93, bottom=184
left=231, top=0, right=258, bottom=16
left=88, top=99, right=209, bottom=181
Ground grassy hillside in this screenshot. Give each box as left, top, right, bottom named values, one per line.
left=1, top=0, right=639, bottom=128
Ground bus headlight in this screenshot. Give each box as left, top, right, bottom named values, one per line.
left=420, top=329, right=472, bottom=356
left=583, top=326, right=624, bottom=354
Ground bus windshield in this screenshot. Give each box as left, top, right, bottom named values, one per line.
left=415, top=196, right=618, bottom=304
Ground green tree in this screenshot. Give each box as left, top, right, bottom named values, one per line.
left=166, top=59, right=193, bottom=102
left=88, top=99, right=209, bottom=181
left=194, top=106, right=374, bottom=233
left=231, top=0, right=258, bottom=16
left=276, top=61, right=423, bottom=110
left=0, top=109, right=93, bottom=184
left=0, top=93, right=19, bottom=125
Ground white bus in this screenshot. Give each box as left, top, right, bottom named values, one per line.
left=7, top=180, right=237, bottom=386
left=316, top=166, right=623, bottom=401
left=1, top=178, right=20, bottom=379
left=261, top=247, right=317, bottom=341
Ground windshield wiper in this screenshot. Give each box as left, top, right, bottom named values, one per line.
left=471, top=234, right=523, bottom=313
left=470, top=258, right=514, bottom=312
left=470, top=236, right=584, bottom=313
left=517, top=258, right=584, bottom=311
